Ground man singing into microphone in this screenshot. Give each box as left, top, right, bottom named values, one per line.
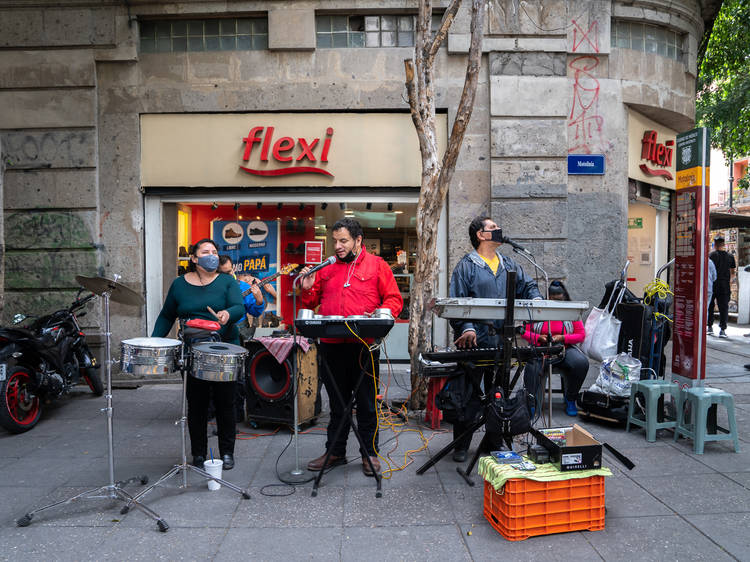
left=448, top=216, right=541, bottom=461
left=298, top=218, right=402, bottom=476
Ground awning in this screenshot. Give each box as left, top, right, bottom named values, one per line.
left=709, top=211, right=750, bottom=230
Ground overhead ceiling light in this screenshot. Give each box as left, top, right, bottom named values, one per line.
left=234, top=202, right=240, bottom=211
left=299, top=203, right=305, bottom=211
left=321, top=202, right=328, bottom=210
left=366, top=203, right=372, bottom=210
left=211, top=202, right=218, bottom=210
left=387, top=203, right=393, bottom=211
left=277, top=203, right=283, bottom=210
left=339, top=203, right=346, bottom=210
left=257, top=202, right=262, bottom=209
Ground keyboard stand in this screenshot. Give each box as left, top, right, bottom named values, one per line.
left=311, top=345, right=382, bottom=498
left=416, top=271, right=520, bottom=486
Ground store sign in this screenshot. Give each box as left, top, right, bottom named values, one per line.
left=671, top=127, right=710, bottom=387
left=240, top=126, right=334, bottom=177
left=628, top=218, right=643, bottom=229
left=304, top=241, right=324, bottom=265
left=639, top=130, right=674, bottom=181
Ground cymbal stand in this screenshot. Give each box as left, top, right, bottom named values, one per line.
left=17, top=275, right=169, bottom=531
left=121, top=328, right=251, bottom=513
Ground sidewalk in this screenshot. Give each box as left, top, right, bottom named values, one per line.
left=1, top=334, right=749, bottom=561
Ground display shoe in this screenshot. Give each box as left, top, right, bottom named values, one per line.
left=222, top=454, right=235, bottom=470
left=307, top=453, right=347, bottom=472
left=362, top=456, right=381, bottom=477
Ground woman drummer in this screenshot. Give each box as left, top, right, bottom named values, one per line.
left=151, top=238, right=244, bottom=470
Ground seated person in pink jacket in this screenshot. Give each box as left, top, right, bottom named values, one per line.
left=522, top=280, right=589, bottom=417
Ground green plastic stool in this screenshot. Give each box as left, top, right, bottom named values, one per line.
left=626, top=380, right=679, bottom=442
left=673, top=387, right=741, bottom=454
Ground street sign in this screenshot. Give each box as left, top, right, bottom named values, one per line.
left=567, top=154, right=605, bottom=175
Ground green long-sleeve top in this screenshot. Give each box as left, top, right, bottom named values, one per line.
left=151, top=274, right=245, bottom=344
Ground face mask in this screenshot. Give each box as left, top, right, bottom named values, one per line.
left=485, top=228, right=503, bottom=243
left=196, top=254, right=219, bottom=272
left=339, top=247, right=360, bottom=263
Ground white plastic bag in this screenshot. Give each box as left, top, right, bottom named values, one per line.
left=583, top=286, right=625, bottom=361
left=594, top=353, right=641, bottom=397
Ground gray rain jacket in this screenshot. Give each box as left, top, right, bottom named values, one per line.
left=448, top=249, right=542, bottom=347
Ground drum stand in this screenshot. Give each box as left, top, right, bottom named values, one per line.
left=121, top=341, right=251, bottom=512
left=17, top=280, right=169, bottom=531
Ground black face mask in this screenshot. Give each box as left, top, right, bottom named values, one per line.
left=340, top=247, right=360, bottom=263
left=484, top=228, right=503, bottom=243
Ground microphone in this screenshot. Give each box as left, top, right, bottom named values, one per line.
left=302, top=255, right=336, bottom=277
left=502, top=236, right=527, bottom=253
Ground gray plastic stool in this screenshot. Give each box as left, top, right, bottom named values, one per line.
left=626, top=380, right=679, bottom=442
left=673, top=387, right=741, bottom=454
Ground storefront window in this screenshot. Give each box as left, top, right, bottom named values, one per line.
left=140, top=17, right=268, bottom=53
left=167, top=201, right=417, bottom=327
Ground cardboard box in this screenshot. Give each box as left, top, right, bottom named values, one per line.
left=535, top=424, right=602, bottom=472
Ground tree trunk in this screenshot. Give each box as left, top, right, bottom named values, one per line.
left=406, top=0, right=485, bottom=409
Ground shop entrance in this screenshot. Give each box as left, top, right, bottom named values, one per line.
left=144, top=192, right=446, bottom=360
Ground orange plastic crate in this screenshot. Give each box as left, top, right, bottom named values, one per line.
left=483, top=476, right=605, bottom=541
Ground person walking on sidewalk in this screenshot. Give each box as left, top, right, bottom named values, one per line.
left=708, top=236, right=735, bottom=338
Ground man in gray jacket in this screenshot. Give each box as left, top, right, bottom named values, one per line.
left=447, top=216, right=542, bottom=461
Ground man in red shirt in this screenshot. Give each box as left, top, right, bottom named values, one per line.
left=298, top=218, right=403, bottom=476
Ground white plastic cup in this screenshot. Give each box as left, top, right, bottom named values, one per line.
left=203, top=459, right=223, bottom=491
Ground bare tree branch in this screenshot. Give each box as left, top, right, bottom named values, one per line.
left=427, top=0, right=462, bottom=63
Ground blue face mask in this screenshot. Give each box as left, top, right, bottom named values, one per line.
left=196, top=254, right=219, bottom=272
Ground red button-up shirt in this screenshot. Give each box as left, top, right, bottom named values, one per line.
left=299, top=247, right=403, bottom=343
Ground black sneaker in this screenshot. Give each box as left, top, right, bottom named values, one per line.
left=192, top=456, right=205, bottom=467
left=719, top=330, right=728, bottom=339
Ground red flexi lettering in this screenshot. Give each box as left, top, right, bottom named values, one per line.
left=272, top=137, right=295, bottom=162
left=297, top=138, right=319, bottom=162
left=242, top=127, right=264, bottom=161
left=321, top=127, right=334, bottom=162
left=260, top=126, right=274, bottom=161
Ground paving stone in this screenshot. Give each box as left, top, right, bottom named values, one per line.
left=586, top=515, right=735, bottom=561
left=684, top=512, right=750, bottom=561
left=0, top=526, right=109, bottom=561
left=217, top=527, right=342, bottom=559
left=344, top=485, right=453, bottom=527
left=232, top=485, right=344, bottom=528
left=603, top=475, right=672, bottom=518
left=611, top=444, right=715, bottom=477
left=463, top=522, right=604, bottom=560
left=635, top=473, right=750, bottom=515
left=100, top=526, right=223, bottom=560
left=342, top=525, right=471, bottom=561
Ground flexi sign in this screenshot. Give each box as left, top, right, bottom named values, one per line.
left=240, top=126, right=334, bottom=177
left=639, top=130, right=674, bottom=180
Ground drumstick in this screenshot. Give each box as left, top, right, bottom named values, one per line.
left=206, top=306, right=221, bottom=320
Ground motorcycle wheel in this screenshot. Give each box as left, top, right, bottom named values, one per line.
left=82, top=367, right=104, bottom=396
left=0, top=367, right=43, bottom=433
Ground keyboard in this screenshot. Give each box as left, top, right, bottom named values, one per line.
left=422, top=345, right=564, bottom=364
left=432, top=298, right=588, bottom=321
left=294, top=316, right=394, bottom=339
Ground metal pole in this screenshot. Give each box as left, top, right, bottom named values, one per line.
left=729, top=159, right=734, bottom=208
left=103, top=290, right=115, bottom=492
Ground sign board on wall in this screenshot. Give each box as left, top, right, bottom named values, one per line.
left=211, top=219, right=279, bottom=312
left=671, top=127, right=711, bottom=387
left=567, top=154, right=605, bottom=175
left=627, top=109, right=677, bottom=190
left=140, top=113, right=448, bottom=188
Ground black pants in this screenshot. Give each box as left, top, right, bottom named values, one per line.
left=708, top=292, right=730, bottom=330
left=452, top=368, right=494, bottom=453
left=523, top=346, right=589, bottom=410
left=319, top=342, right=380, bottom=457
left=186, top=375, right=236, bottom=458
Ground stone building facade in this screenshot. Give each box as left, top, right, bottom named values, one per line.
left=0, top=0, right=718, bottom=359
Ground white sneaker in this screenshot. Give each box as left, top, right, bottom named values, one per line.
left=719, top=330, right=728, bottom=339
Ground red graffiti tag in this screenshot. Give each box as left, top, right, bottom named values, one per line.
left=571, top=19, right=599, bottom=53
left=568, top=55, right=606, bottom=155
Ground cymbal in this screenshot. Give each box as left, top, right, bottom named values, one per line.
left=75, top=275, right=144, bottom=307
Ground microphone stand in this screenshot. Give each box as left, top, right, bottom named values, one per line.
left=281, top=272, right=310, bottom=484
left=511, top=247, right=549, bottom=299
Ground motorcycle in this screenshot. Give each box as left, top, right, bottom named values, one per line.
left=0, top=290, right=103, bottom=433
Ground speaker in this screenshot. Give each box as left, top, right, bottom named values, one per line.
left=244, top=341, right=321, bottom=426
